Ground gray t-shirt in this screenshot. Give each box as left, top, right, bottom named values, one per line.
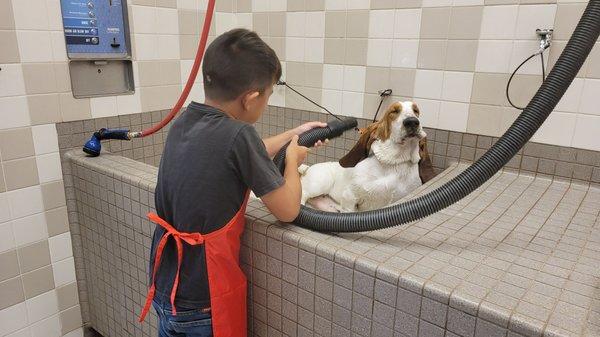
left=151, top=102, right=284, bottom=309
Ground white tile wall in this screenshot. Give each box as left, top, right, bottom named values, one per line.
left=11, top=0, right=50, bottom=30
left=0, top=221, right=16, bottom=253
left=0, top=65, right=26, bottom=97
left=391, top=40, right=419, bottom=68
left=12, top=213, right=48, bottom=247
left=0, top=303, right=29, bottom=336
left=439, top=101, right=469, bottom=132
left=578, top=79, right=600, bottom=116
left=476, top=40, right=514, bottom=73
left=515, top=5, right=557, bottom=40
left=7, top=186, right=44, bottom=220
left=394, top=9, right=422, bottom=39
left=26, top=290, right=59, bottom=323
left=343, top=66, right=367, bottom=92
left=531, top=112, right=577, bottom=147
left=414, top=70, right=444, bottom=100
left=0, top=97, right=31, bottom=130
left=30, top=315, right=62, bottom=337
left=49, top=233, right=74, bottom=263
left=52, top=257, right=77, bottom=287
left=367, top=39, right=393, bottom=67
left=369, top=10, right=395, bottom=39
left=36, top=153, right=62, bottom=184
left=441, top=71, right=474, bottom=103
left=480, top=5, right=518, bottom=40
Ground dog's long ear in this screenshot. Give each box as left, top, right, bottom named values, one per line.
left=339, top=128, right=376, bottom=168
left=418, top=137, right=436, bottom=183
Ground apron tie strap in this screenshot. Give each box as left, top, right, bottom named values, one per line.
left=139, top=213, right=204, bottom=322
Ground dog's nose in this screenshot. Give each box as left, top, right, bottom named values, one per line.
left=403, top=117, right=420, bottom=129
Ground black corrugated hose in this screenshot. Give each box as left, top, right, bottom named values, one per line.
left=273, top=0, right=600, bottom=233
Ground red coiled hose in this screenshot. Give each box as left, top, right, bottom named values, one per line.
left=140, top=0, right=216, bottom=137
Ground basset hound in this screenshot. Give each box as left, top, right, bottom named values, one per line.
left=301, top=101, right=436, bottom=213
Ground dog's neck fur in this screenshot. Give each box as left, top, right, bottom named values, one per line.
left=371, top=138, right=421, bottom=166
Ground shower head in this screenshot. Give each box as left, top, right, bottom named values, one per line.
left=82, top=128, right=132, bottom=157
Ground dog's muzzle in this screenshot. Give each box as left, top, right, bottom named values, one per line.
left=403, top=117, right=421, bottom=138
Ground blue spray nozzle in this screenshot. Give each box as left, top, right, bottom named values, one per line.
left=83, top=128, right=131, bottom=157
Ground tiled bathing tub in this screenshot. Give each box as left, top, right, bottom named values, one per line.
left=64, top=149, right=599, bottom=337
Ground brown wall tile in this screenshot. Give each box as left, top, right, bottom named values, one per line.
left=57, top=282, right=79, bottom=311
left=0, top=30, right=20, bottom=63
left=470, top=72, right=509, bottom=106
left=346, top=10, right=369, bottom=38
left=42, top=181, right=67, bottom=210
left=389, top=68, right=416, bottom=97
left=445, top=40, right=478, bottom=72
left=448, top=6, right=483, bottom=40
left=325, top=11, right=346, bottom=38
left=269, top=12, right=286, bottom=37
left=3, top=157, right=39, bottom=191
left=22, top=63, right=58, bottom=95
left=0, top=250, right=20, bottom=282
left=0, top=0, right=15, bottom=29
left=418, top=40, right=447, bottom=70
left=22, top=265, right=55, bottom=299
left=420, top=7, right=451, bottom=39
left=60, top=306, right=83, bottom=334
left=0, top=127, right=35, bottom=160
left=46, top=207, right=70, bottom=237
left=324, top=38, right=346, bottom=64
left=28, top=94, right=62, bottom=125
left=18, top=240, right=51, bottom=273
left=344, top=39, right=368, bottom=66
left=59, top=93, right=92, bottom=122
left=0, top=277, right=25, bottom=310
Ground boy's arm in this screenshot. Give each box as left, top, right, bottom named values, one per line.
left=260, top=155, right=302, bottom=222
left=263, top=121, right=326, bottom=158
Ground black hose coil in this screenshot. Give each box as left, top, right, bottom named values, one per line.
left=273, top=0, right=600, bottom=233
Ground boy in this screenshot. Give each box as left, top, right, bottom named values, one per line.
left=139, top=28, right=325, bottom=337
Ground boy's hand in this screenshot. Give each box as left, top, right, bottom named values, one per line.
left=286, top=135, right=308, bottom=167
left=293, top=121, right=329, bottom=148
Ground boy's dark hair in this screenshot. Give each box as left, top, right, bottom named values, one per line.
left=202, top=29, right=282, bottom=102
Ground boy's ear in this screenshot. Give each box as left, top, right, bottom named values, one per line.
left=242, top=91, right=261, bottom=111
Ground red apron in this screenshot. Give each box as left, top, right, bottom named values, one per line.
left=139, top=191, right=250, bottom=337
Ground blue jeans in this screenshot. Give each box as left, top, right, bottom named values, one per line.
left=153, top=300, right=213, bottom=337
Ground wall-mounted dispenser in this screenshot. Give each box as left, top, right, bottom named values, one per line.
left=60, top=0, right=134, bottom=98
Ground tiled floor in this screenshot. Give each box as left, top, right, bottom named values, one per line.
left=65, top=150, right=600, bottom=337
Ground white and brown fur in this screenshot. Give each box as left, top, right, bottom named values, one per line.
left=301, top=101, right=428, bottom=212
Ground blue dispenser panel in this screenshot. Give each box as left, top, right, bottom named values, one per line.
left=60, top=0, right=130, bottom=58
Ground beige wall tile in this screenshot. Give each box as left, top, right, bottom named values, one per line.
left=506, top=74, right=540, bottom=108
left=140, top=85, right=181, bottom=111
left=41, top=181, right=66, bottom=211
left=236, top=0, right=252, bottom=13
left=305, top=63, right=323, bottom=88
left=287, top=0, right=304, bottom=11
left=484, top=0, right=517, bottom=5
left=448, top=6, right=483, bottom=39
left=467, top=104, right=504, bottom=136
left=370, top=0, right=396, bottom=9
left=420, top=7, right=451, bottom=39
left=286, top=62, right=306, bottom=86
left=344, top=39, right=368, bottom=65
left=53, top=63, right=71, bottom=93
left=216, top=0, right=234, bottom=12
left=0, top=31, right=20, bottom=63
left=157, top=0, right=177, bottom=8
left=45, top=207, right=69, bottom=237
left=269, top=37, right=285, bottom=60
left=324, top=38, right=346, bottom=64
left=395, top=0, right=423, bottom=8
left=18, top=240, right=51, bottom=273
left=0, top=0, right=16, bottom=29
left=269, top=12, right=286, bottom=37
left=56, top=282, right=78, bottom=311
left=553, top=3, right=585, bottom=40
left=59, top=93, right=91, bottom=122
left=0, top=277, right=25, bottom=310
left=346, top=10, right=369, bottom=38
left=471, top=72, right=509, bottom=106
left=445, top=40, right=478, bottom=72
left=60, top=306, right=83, bottom=335
left=586, top=43, right=600, bottom=79
left=305, top=0, right=325, bottom=11
left=138, top=61, right=181, bottom=87
left=0, top=127, right=35, bottom=160
left=22, top=265, right=55, bottom=299
left=325, top=11, right=346, bottom=38
left=418, top=40, right=447, bottom=70
left=0, top=250, right=19, bottom=282
left=390, top=68, right=416, bottom=97
left=28, top=94, right=61, bottom=125
left=180, top=34, right=200, bottom=59
left=22, top=63, right=58, bottom=95
left=0, top=163, right=5, bottom=193
left=3, top=157, right=39, bottom=191
left=365, top=67, right=391, bottom=94
left=178, top=10, right=199, bottom=35
left=253, top=13, right=268, bottom=36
